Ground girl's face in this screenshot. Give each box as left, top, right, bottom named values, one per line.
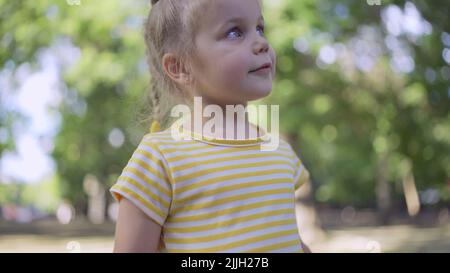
left=190, top=0, right=276, bottom=106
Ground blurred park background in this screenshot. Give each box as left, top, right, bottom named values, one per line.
left=0, top=0, right=449, bottom=253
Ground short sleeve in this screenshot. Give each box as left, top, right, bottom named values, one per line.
left=292, top=152, right=311, bottom=191
left=110, top=135, right=173, bottom=226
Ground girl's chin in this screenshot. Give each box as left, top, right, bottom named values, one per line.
left=245, top=88, right=272, bottom=101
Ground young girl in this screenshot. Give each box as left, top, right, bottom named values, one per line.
left=110, top=0, right=312, bottom=253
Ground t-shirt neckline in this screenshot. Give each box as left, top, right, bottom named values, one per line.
left=168, top=122, right=271, bottom=146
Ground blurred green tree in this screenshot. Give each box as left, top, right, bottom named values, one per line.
left=263, top=0, right=449, bottom=222
left=1, top=0, right=449, bottom=222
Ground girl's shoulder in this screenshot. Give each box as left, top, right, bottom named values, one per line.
left=139, top=127, right=193, bottom=150
left=277, top=135, right=297, bottom=153
left=276, top=136, right=306, bottom=164
left=142, top=130, right=174, bottom=142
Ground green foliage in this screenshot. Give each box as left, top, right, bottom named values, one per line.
left=261, top=0, right=450, bottom=206
left=2, top=0, right=449, bottom=210
left=0, top=183, right=21, bottom=204
left=20, top=176, right=61, bottom=213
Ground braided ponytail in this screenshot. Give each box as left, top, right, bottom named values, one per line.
left=143, top=0, right=210, bottom=133
left=149, top=79, right=161, bottom=133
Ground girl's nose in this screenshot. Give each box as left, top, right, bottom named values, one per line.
left=253, top=37, right=270, bottom=54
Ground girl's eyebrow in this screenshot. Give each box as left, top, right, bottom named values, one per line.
left=216, top=15, right=264, bottom=32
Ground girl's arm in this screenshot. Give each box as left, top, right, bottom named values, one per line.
left=302, top=242, right=312, bottom=253
left=113, top=197, right=162, bottom=253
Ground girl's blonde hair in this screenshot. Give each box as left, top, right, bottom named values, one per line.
left=143, top=0, right=210, bottom=130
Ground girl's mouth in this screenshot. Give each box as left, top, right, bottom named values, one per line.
left=250, top=62, right=272, bottom=73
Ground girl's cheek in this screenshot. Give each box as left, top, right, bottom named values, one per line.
left=222, top=58, right=249, bottom=79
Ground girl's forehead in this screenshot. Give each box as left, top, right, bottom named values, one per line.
left=200, top=0, right=263, bottom=29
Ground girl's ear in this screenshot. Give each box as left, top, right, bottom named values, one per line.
left=162, top=53, right=191, bottom=85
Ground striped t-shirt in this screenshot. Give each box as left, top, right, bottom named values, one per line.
left=110, top=123, right=311, bottom=253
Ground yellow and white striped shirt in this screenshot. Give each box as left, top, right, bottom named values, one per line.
left=110, top=123, right=310, bottom=253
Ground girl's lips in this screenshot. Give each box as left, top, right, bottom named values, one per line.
left=250, top=63, right=272, bottom=73
left=250, top=63, right=272, bottom=76
left=250, top=66, right=271, bottom=75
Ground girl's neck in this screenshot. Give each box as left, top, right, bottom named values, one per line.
left=184, top=101, right=263, bottom=140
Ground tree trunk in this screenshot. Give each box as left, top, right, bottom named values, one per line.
left=376, top=152, right=392, bottom=225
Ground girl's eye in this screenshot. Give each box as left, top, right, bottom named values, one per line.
left=257, top=25, right=265, bottom=36
left=225, top=25, right=266, bottom=40
left=226, top=27, right=243, bottom=39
